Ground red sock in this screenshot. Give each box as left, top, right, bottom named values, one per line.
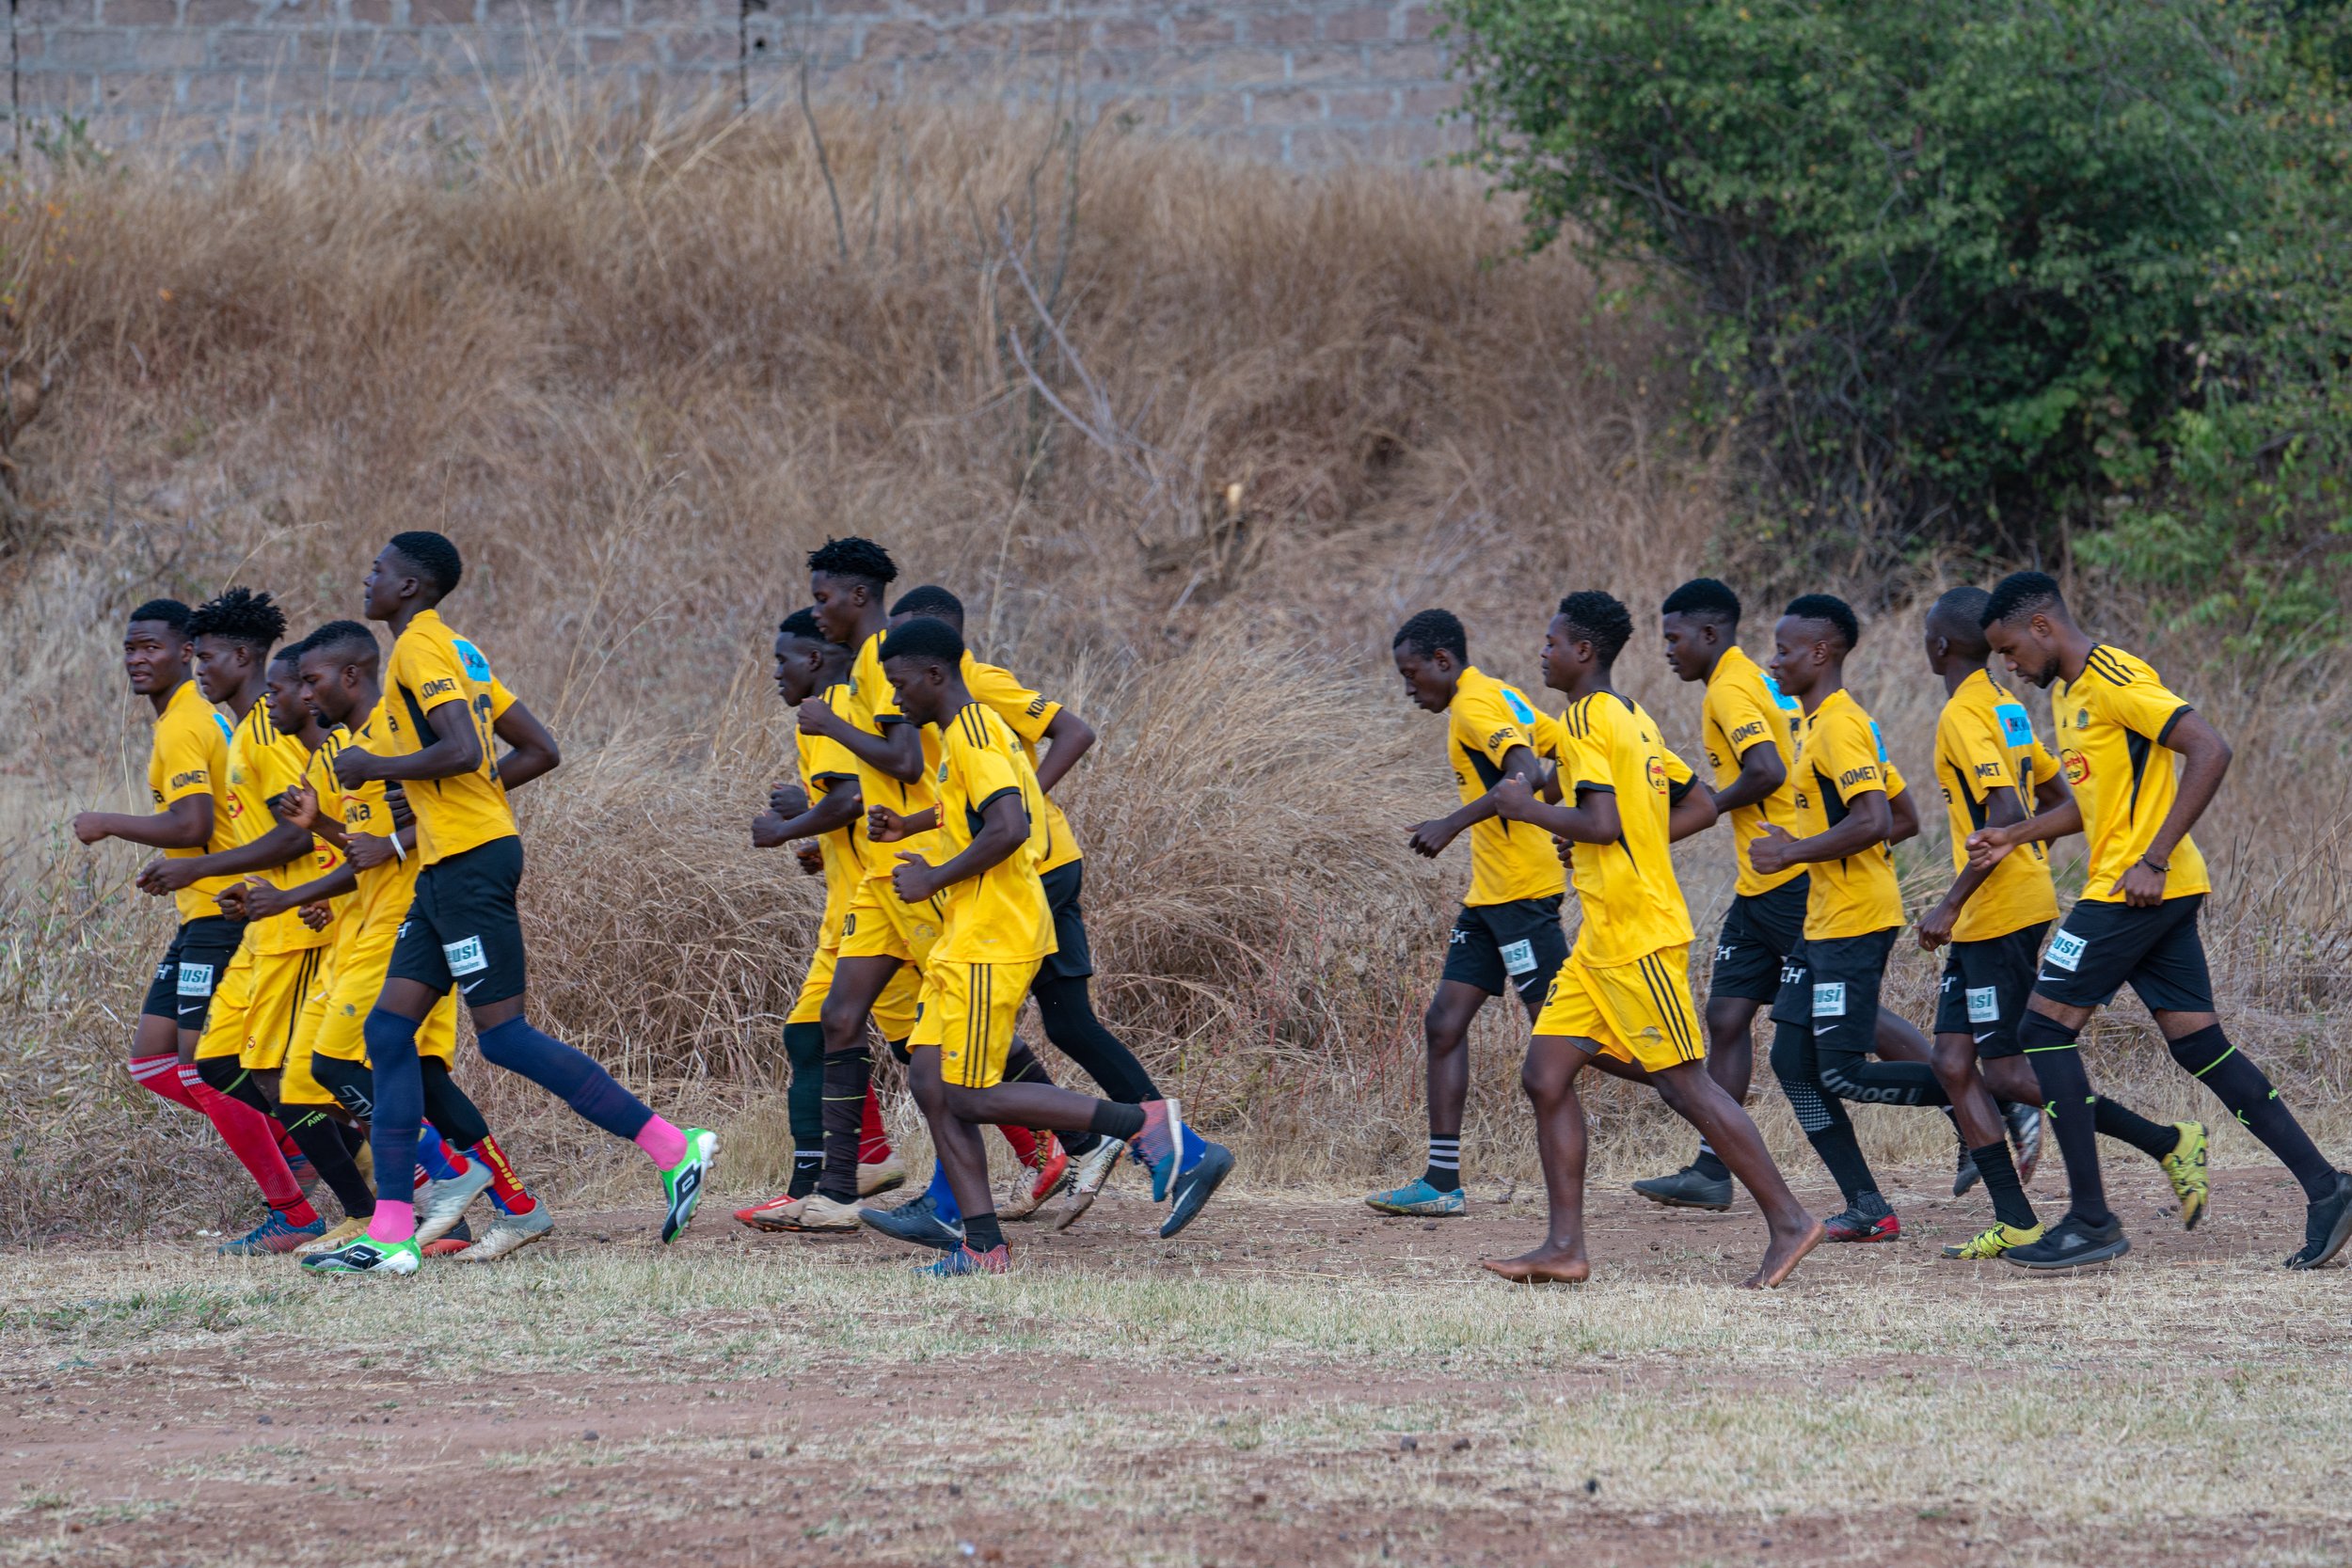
left=130, top=1053, right=199, bottom=1110
left=998, top=1124, right=1041, bottom=1168
left=178, top=1064, right=319, bottom=1225
left=859, top=1085, right=892, bottom=1164
left=467, top=1135, right=537, bottom=1215
left=272, top=1119, right=306, bottom=1166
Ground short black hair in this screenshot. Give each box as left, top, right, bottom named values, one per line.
left=776, top=607, right=826, bottom=641
left=387, top=531, right=463, bottom=598
left=1783, top=593, right=1860, bottom=654
left=806, top=536, right=898, bottom=591
left=1555, top=591, right=1634, bottom=668
left=1982, top=571, right=2064, bottom=629
left=891, top=584, right=963, bottom=622
left=1661, top=578, right=1741, bottom=627
left=271, top=633, right=310, bottom=667
left=1927, top=587, right=1992, bottom=658
left=186, top=586, right=288, bottom=654
left=300, top=620, right=378, bottom=669
left=878, top=614, right=964, bottom=668
left=128, top=598, right=193, bottom=634
left=1392, top=609, right=1467, bottom=663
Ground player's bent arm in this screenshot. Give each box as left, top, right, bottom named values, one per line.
left=493, top=701, right=561, bottom=792
left=247, top=862, right=361, bottom=918
left=1711, top=740, right=1786, bottom=816
left=1419, top=743, right=1542, bottom=846
left=828, top=717, right=924, bottom=784
left=1920, top=786, right=2022, bottom=946
left=1495, top=778, right=1620, bottom=846
left=1033, top=710, right=1094, bottom=795
left=1667, top=778, right=1718, bottom=843
left=755, top=785, right=863, bottom=848
left=2147, top=709, right=2230, bottom=865
left=74, top=794, right=214, bottom=850
left=1887, top=785, right=1921, bottom=847
left=346, top=698, right=481, bottom=785
left=914, top=791, right=1028, bottom=890
left=137, top=819, right=317, bottom=893
left=1968, top=796, right=2083, bottom=866
left=1767, top=789, right=1890, bottom=868
left=868, top=803, right=942, bottom=844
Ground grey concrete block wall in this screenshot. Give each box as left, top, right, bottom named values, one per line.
left=5, top=0, right=1464, bottom=162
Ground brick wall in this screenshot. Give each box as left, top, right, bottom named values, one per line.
left=6, top=0, right=1462, bottom=163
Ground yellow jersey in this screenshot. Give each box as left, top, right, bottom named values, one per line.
left=797, top=680, right=869, bottom=945
left=2052, top=644, right=2212, bottom=904
left=328, top=699, right=429, bottom=935
left=381, top=609, right=517, bottom=864
left=224, top=702, right=333, bottom=955
left=1701, top=645, right=1806, bottom=896
left=1934, top=670, right=2060, bottom=942
left=1555, top=691, right=1697, bottom=965
left=1446, top=667, right=1568, bottom=907
left=930, top=701, right=1057, bottom=965
left=147, top=679, right=242, bottom=923
left=1788, top=687, right=1904, bottom=940
left=846, top=628, right=945, bottom=879
left=963, top=652, right=1081, bottom=876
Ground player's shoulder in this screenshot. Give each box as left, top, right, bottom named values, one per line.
left=2081, top=642, right=2154, bottom=689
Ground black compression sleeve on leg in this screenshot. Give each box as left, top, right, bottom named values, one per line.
left=784, top=1022, right=826, bottom=1151
left=1769, top=1022, right=1877, bottom=1205
left=2170, top=1024, right=2337, bottom=1201
left=196, top=1053, right=269, bottom=1112
left=1089, top=1101, right=1147, bottom=1142
left=282, top=1106, right=375, bottom=1218
left=1032, top=974, right=1160, bottom=1101
left=819, top=1046, right=871, bottom=1202
left=2017, top=1011, right=2110, bottom=1227
left=418, top=1058, right=492, bottom=1149
left=2091, top=1096, right=2179, bottom=1159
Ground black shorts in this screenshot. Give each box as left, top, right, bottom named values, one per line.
left=387, top=836, right=529, bottom=1007
left=2033, top=895, right=2213, bottom=1014
left=1770, top=927, right=1897, bottom=1038
left=1037, top=860, right=1094, bottom=983
left=1709, top=876, right=1809, bottom=1002
left=1933, top=922, right=2047, bottom=1058
left=1441, top=895, right=1568, bottom=1004
left=140, top=916, right=249, bottom=1030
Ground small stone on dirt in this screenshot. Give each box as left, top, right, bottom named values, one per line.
left=582, top=1431, right=599, bottom=1442
left=1399, top=1435, right=1419, bottom=1451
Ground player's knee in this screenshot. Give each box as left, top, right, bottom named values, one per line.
left=818, top=996, right=864, bottom=1049
left=2014, top=1010, right=2080, bottom=1056
left=2164, top=1022, right=2232, bottom=1076
left=1766, top=1023, right=1812, bottom=1088
left=1930, top=1037, right=1977, bottom=1088
left=193, top=1054, right=241, bottom=1094
left=360, top=1007, right=421, bottom=1067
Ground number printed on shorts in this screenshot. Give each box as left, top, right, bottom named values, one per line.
left=177, top=961, right=215, bottom=998
left=1966, top=986, right=2000, bottom=1024
left=443, top=935, right=488, bottom=977
left=2045, top=929, right=2088, bottom=973
left=1811, top=980, right=1847, bottom=1018
left=1500, top=939, right=1538, bottom=976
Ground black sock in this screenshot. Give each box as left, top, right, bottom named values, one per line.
left=789, top=1151, right=823, bottom=1200
left=784, top=1022, right=826, bottom=1156
left=2092, top=1096, right=2179, bottom=1159
left=997, top=1039, right=1096, bottom=1154
left=1691, top=1142, right=1729, bottom=1183
left=1770, top=1022, right=1877, bottom=1205
left=963, top=1212, right=1005, bottom=1253
left=1971, top=1141, right=2037, bottom=1229
left=2170, top=1024, right=2337, bottom=1201
left=284, top=1107, right=376, bottom=1219
left=419, top=1058, right=492, bottom=1148
left=1089, top=1101, right=1146, bottom=1142
left=1423, top=1133, right=1462, bottom=1193
left=2018, top=1013, right=2110, bottom=1227
left=819, top=1047, right=871, bottom=1202
left=1033, top=973, right=1160, bottom=1101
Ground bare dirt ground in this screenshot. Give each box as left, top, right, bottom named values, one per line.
left=6, top=1167, right=2350, bottom=1568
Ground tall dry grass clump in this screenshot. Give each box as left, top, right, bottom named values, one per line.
left=1, top=87, right=2346, bottom=1239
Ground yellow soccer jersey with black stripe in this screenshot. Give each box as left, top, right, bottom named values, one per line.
left=796, top=680, right=868, bottom=945
left=147, top=679, right=242, bottom=923
left=224, top=703, right=333, bottom=955
left=1702, top=645, right=1807, bottom=896
left=1935, top=669, right=2060, bottom=942
left=2053, top=643, right=2211, bottom=904
left=1447, top=667, right=1567, bottom=906
left=1554, top=691, right=1697, bottom=965
left=930, top=701, right=1057, bottom=965
left=847, top=627, right=945, bottom=876
left=962, top=652, right=1081, bottom=876
left=1788, top=688, right=1904, bottom=940
left=381, top=609, right=518, bottom=864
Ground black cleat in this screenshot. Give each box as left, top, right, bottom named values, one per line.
left=2286, top=1171, right=2352, bottom=1271
left=1631, top=1165, right=1733, bottom=1212
left=2006, top=1213, right=2130, bottom=1271
left=1951, top=1140, right=1981, bottom=1198
left=859, top=1193, right=964, bottom=1253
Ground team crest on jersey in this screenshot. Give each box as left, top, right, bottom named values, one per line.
left=1501, top=688, right=1536, bottom=725
left=1646, top=755, right=1668, bottom=794
left=452, top=639, right=493, bottom=684
left=2062, top=748, right=2090, bottom=784
left=2074, top=707, right=2090, bottom=728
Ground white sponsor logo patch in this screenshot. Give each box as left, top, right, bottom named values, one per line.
left=443, top=935, right=488, bottom=977
left=1500, top=939, right=1538, bottom=976
left=176, top=961, right=215, bottom=998
left=1966, top=986, right=2000, bottom=1024
left=1812, top=981, right=1847, bottom=1018
left=2045, top=929, right=2088, bottom=973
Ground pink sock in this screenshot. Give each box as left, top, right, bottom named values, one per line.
left=367, top=1204, right=417, bottom=1245
left=634, top=1116, right=687, bottom=1168
left=130, top=1053, right=199, bottom=1110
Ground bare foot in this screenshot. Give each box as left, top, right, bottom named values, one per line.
left=1741, top=1215, right=1825, bottom=1290
left=1481, top=1245, right=1590, bottom=1285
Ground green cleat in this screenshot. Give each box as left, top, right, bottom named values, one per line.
left=1941, top=1221, right=2045, bottom=1260
left=2161, top=1121, right=2208, bottom=1231
left=300, top=1236, right=421, bottom=1277
left=659, top=1127, right=722, bottom=1243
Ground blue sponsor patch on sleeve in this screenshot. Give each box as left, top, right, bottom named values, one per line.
left=1869, top=721, right=1888, bottom=762
left=452, top=638, right=493, bottom=684
left=1501, top=687, right=1535, bottom=726
left=1762, top=674, right=1800, bottom=712
left=1995, top=701, right=2035, bottom=749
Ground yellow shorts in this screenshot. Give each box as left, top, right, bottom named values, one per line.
left=910, top=957, right=1043, bottom=1089
left=1534, top=944, right=1706, bottom=1072
left=787, top=941, right=923, bottom=1040
left=838, top=877, right=944, bottom=972
left=237, top=946, right=330, bottom=1071
left=307, top=913, right=459, bottom=1066
left=192, top=944, right=257, bottom=1062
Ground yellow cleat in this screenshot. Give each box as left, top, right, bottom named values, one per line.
left=2161, top=1120, right=2209, bottom=1231
left=296, top=1216, right=370, bottom=1257
left=1941, top=1221, right=2046, bottom=1260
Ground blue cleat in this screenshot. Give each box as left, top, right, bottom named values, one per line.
left=1363, top=1178, right=1466, bottom=1217
left=1160, top=1134, right=1233, bottom=1240
left=918, top=1243, right=1009, bottom=1277
left=860, top=1193, right=965, bottom=1253
left=217, top=1211, right=327, bottom=1256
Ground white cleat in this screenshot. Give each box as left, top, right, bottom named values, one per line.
left=450, top=1203, right=554, bottom=1262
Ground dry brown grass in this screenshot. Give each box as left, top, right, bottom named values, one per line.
left=2, top=87, right=2347, bottom=1241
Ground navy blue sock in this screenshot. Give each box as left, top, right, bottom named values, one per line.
left=925, top=1159, right=961, bottom=1227
left=361, top=1007, right=425, bottom=1212
left=476, top=1015, right=653, bottom=1142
